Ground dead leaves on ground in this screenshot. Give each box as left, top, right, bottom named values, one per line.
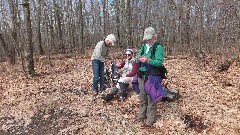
left=0, top=53, right=239, bottom=134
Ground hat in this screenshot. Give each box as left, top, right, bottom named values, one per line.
left=106, top=34, right=116, bottom=46
left=125, top=49, right=133, bottom=54
left=143, top=27, right=156, bottom=40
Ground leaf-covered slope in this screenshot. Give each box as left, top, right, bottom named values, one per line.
left=0, top=54, right=239, bottom=134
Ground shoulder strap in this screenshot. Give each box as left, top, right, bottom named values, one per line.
left=140, top=42, right=160, bottom=59
left=150, top=42, right=159, bottom=59
left=140, top=44, right=145, bottom=56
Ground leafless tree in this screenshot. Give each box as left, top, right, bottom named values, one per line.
left=21, top=0, right=35, bottom=76
left=0, top=0, right=239, bottom=68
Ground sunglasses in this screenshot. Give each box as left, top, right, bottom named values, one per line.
left=125, top=54, right=132, bottom=56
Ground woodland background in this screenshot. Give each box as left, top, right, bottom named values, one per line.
left=0, top=0, right=239, bottom=134
left=0, top=0, right=239, bottom=75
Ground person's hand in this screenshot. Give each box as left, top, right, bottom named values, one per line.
left=116, top=64, right=121, bottom=67
left=138, top=56, right=148, bottom=63
left=112, top=58, right=116, bottom=63
left=121, top=74, right=126, bottom=78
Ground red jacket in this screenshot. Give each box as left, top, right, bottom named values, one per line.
left=117, top=59, right=137, bottom=77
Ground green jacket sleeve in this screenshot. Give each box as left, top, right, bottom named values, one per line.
left=136, top=44, right=144, bottom=64
left=148, top=45, right=164, bottom=67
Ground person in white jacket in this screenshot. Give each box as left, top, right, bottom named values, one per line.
left=103, top=49, right=137, bottom=101
left=91, top=34, right=116, bottom=96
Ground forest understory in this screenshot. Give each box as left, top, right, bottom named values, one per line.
left=0, top=50, right=239, bottom=135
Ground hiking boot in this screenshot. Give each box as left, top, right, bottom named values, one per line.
left=92, top=90, right=98, bottom=96
left=99, top=90, right=105, bottom=97
left=119, top=95, right=126, bottom=101
left=134, top=115, right=147, bottom=124
left=103, top=94, right=114, bottom=102
left=119, top=91, right=127, bottom=101
left=144, top=119, right=156, bottom=127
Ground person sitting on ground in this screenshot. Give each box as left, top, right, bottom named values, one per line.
left=103, top=49, right=137, bottom=102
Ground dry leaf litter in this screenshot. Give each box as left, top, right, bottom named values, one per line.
left=0, top=51, right=239, bottom=134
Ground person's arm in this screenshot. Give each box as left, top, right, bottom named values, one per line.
left=136, top=44, right=145, bottom=64
left=125, top=61, right=137, bottom=77
left=106, top=48, right=114, bottom=60
left=147, top=45, right=164, bottom=67
left=117, top=60, right=125, bottom=69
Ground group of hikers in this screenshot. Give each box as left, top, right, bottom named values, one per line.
left=91, top=27, right=166, bottom=126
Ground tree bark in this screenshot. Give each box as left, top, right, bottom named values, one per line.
left=44, top=8, right=52, bottom=67
left=185, top=0, right=191, bottom=54
left=124, top=0, right=132, bottom=48
left=78, top=0, right=85, bottom=54
left=199, top=0, right=204, bottom=52
left=103, top=0, right=107, bottom=35
left=115, top=0, right=121, bottom=46
left=7, top=0, right=19, bottom=64
left=36, top=0, right=44, bottom=55
left=53, top=0, right=64, bottom=53
left=0, top=33, right=13, bottom=64
left=22, top=0, right=35, bottom=76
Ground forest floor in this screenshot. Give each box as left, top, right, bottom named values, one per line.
left=0, top=50, right=239, bottom=135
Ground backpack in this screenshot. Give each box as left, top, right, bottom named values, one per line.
left=139, top=42, right=167, bottom=79
left=139, top=42, right=180, bottom=102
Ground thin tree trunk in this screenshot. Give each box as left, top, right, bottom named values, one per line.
left=90, top=0, right=96, bottom=44
left=53, top=0, right=64, bottom=53
left=36, top=0, right=44, bottom=55
left=78, top=0, right=84, bottom=54
left=199, top=0, right=205, bottom=56
left=143, top=1, right=149, bottom=29
left=165, top=0, right=170, bottom=56
left=103, top=0, right=107, bottom=35
left=124, top=0, right=131, bottom=48
left=0, top=33, right=13, bottom=64
left=115, top=0, right=121, bottom=46
left=22, top=0, right=35, bottom=76
left=177, top=0, right=183, bottom=54
left=185, top=0, right=191, bottom=54
left=44, top=8, right=52, bottom=67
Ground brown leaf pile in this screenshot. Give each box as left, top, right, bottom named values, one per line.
left=0, top=52, right=239, bottom=134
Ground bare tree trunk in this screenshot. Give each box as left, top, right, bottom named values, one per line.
left=1, top=0, right=239, bottom=60
left=53, top=0, right=64, bottom=53
left=124, top=0, right=132, bottom=48
left=49, top=15, right=55, bottom=50
left=97, top=1, right=102, bottom=38
left=199, top=0, right=205, bottom=56
left=185, top=0, right=191, bottom=54
left=115, top=0, right=121, bottom=46
left=44, top=8, right=52, bottom=67
left=0, top=33, right=14, bottom=64
left=78, top=0, right=85, bottom=54
left=165, top=0, right=171, bottom=56
left=36, top=0, right=44, bottom=55
left=7, top=0, right=19, bottom=64
left=143, top=1, right=149, bottom=29
left=22, top=0, right=35, bottom=76
left=177, top=0, right=183, bottom=54
left=103, top=0, right=107, bottom=35
left=90, top=0, right=96, bottom=44
left=65, top=0, right=73, bottom=51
